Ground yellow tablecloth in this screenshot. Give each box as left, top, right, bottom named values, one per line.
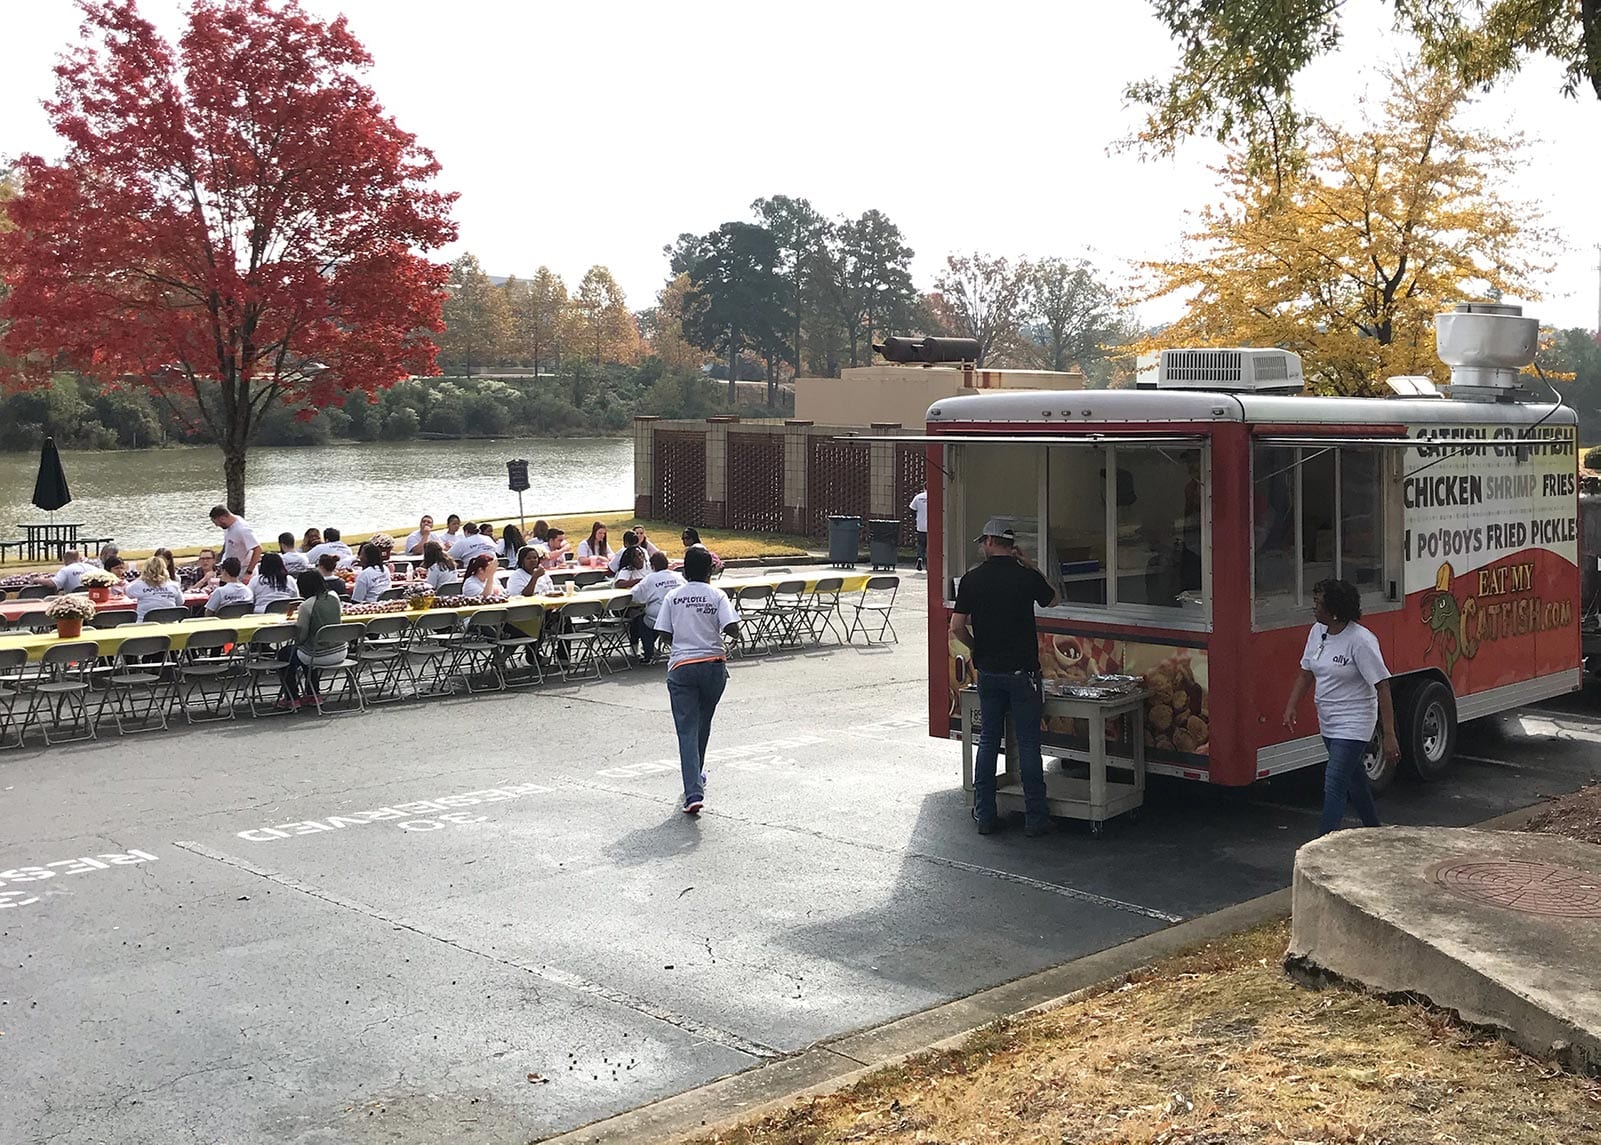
left=0, top=571, right=873, bottom=661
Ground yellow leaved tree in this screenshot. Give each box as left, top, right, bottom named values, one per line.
left=1135, top=66, right=1552, bottom=395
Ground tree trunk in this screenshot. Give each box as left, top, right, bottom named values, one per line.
left=223, top=443, right=248, bottom=516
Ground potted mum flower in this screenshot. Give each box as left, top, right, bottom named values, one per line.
left=404, top=581, right=436, bottom=611
left=79, top=568, right=121, bottom=603
left=44, top=593, right=97, bottom=638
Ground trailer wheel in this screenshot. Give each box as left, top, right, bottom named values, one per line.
left=1361, top=731, right=1399, bottom=794
left=1400, top=678, right=1457, bottom=781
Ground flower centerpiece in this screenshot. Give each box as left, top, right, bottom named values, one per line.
left=404, top=581, right=436, bottom=611
left=369, top=533, right=396, bottom=553
left=79, top=568, right=121, bottom=603
left=44, top=593, right=96, bottom=638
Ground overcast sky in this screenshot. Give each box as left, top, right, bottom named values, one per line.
left=4, top=0, right=1598, bottom=332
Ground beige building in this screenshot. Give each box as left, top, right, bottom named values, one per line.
left=795, top=363, right=1088, bottom=427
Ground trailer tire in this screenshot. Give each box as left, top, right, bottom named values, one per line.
left=1361, top=731, right=1399, bottom=794
left=1400, top=678, right=1457, bottom=781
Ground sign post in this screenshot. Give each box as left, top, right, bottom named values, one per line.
left=506, top=458, right=530, bottom=536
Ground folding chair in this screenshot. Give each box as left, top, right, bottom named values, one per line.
left=239, top=623, right=300, bottom=717
left=593, top=595, right=640, bottom=669
left=19, top=613, right=59, bottom=633
left=263, top=597, right=297, bottom=615
left=845, top=575, right=900, bottom=644
left=142, top=606, right=190, bottom=624
left=494, top=603, right=546, bottom=688
left=356, top=614, right=411, bottom=703
left=574, top=570, right=610, bottom=589
left=377, top=586, right=406, bottom=601
left=16, top=583, right=52, bottom=600
left=175, top=627, right=240, bottom=723
left=728, top=584, right=775, bottom=657
left=95, top=634, right=174, bottom=735
left=0, top=647, right=28, bottom=749
left=433, top=581, right=464, bottom=598
left=552, top=599, right=606, bottom=681
left=403, top=612, right=459, bottom=696
left=766, top=579, right=809, bottom=650
left=212, top=601, right=253, bottom=619
left=447, top=607, right=508, bottom=693
left=20, top=641, right=99, bottom=745
left=87, top=610, right=136, bottom=629
left=803, top=577, right=848, bottom=645
left=303, top=623, right=367, bottom=715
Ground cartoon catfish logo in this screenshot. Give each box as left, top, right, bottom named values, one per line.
left=1419, top=562, right=1478, bottom=675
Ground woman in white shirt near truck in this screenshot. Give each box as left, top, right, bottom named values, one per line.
left=1281, top=578, right=1400, bottom=836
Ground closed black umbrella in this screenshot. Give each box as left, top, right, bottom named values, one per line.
left=32, top=436, right=72, bottom=512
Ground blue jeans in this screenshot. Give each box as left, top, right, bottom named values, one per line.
left=1319, top=736, right=1382, bottom=835
left=974, top=670, right=1049, bottom=827
left=667, top=659, right=728, bottom=804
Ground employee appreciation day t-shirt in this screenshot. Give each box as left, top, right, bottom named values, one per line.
left=1300, top=622, right=1391, bottom=740
left=655, top=581, right=738, bottom=669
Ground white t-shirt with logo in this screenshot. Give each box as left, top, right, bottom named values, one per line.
left=910, top=490, right=928, bottom=531
left=1300, top=622, right=1391, bottom=740
left=632, top=569, right=685, bottom=624
left=654, top=581, right=738, bottom=669
left=204, top=580, right=255, bottom=613
left=351, top=566, right=392, bottom=603
left=506, top=568, right=554, bottom=597
left=278, top=549, right=309, bottom=574
left=52, top=561, right=96, bottom=593
left=449, top=535, right=497, bottom=563
left=220, top=517, right=259, bottom=566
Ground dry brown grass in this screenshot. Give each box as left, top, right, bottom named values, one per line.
left=691, top=923, right=1601, bottom=1145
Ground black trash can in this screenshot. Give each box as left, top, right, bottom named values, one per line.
left=828, top=515, right=862, bottom=567
left=868, top=519, right=900, bottom=570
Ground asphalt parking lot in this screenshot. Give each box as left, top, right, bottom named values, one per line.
left=6, top=577, right=1601, bottom=1144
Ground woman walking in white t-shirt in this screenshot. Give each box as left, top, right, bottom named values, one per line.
left=653, top=545, right=740, bottom=815
left=1281, top=578, right=1400, bottom=836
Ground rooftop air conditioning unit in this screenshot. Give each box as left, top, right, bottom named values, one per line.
left=1155, top=348, right=1305, bottom=393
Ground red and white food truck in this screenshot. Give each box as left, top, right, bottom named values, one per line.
left=920, top=305, right=1581, bottom=790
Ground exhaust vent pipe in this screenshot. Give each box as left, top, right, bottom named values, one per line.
left=1435, top=302, right=1538, bottom=401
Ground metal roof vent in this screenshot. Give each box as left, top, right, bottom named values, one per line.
left=1435, top=302, right=1539, bottom=401
left=1153, top=348, right=1305, bottom=393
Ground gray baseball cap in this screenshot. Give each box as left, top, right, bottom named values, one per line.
left=974, top=517, right=1017, bottom=543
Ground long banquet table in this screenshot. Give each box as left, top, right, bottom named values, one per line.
left=1, top=592, right=211, bottom=625
left=0, top=572, right=872, bottom=662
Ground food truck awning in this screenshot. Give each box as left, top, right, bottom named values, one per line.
left=1252, top=435, right=1417, bottom=447
left=834, top=434, right=1209, bottom=445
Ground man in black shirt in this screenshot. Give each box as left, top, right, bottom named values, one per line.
left=950, top=517, right=1057, bottom=835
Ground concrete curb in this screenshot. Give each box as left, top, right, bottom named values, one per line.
left=534, top=798, right=1559, bottom=1145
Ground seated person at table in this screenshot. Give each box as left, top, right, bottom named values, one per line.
left=631, top=551, right=684, bottom=665
left=38, top=549, right=95, bottom=593
left=184, top=548, right=220, bottom=591
left=93, top=544, right=120, bottom=568
left=608, top=531, right=640, bottom=574
left=450, top=523, right=497, bottom=563
left=420, top=542, right=458, bottom=589
left=276, top=533, right=309, bottom=574
left=203, top=557, right=254, bottom=614
left=577, top=522, right=610, bottom=565
left=99, top=556, right=130, bottom=593
left=460, top=553, right=497, bottom=597
left=278, top=569, right=345, bottom=709
left=531, top=519, right=550, bottom=543
left=499, top=524, right=526, bottom=564
left=404, top=515, right=436, bottom=555
left=250, top=552, right=300, bottom=612
left=506, top=547, right=556, bottom=596
left=634, top=526, right=663, bottom=560
left=127, top=555, right=187, bottom=621
left=306, top=527, right=354, bottom=570
left=614, top=544, right=648, bottom=589
left=350, top=543, right=392, bottom=603
left=300, top=527, right=322, bottom=553
left=541, top=527, right=571, bottom=566
left=439, top=513, right=464, bottom=550
left=316, top=553, right=345, bottom=594
left=675, top=528, right=723, bottom=571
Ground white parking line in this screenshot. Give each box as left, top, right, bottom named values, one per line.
left=1456, top=753, right=1521, bottom=769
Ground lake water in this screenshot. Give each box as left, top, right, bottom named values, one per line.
left=0, top=437, right=634, bottom=552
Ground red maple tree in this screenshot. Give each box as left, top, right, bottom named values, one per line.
left=0, top=0, right=458, bottom=513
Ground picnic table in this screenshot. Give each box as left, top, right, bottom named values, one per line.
left=0, top=571, right=872, bottom=662
left=16, top=522, right=86, bottom=562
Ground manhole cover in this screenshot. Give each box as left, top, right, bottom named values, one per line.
left=1430, top=859, right=1601, bottom=918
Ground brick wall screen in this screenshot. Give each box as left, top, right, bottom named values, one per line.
left=653, top=431, right=707, bottom=526
left=895, top=444, right=928, bottom=546
left=724, top=432, right=785, bottom=533
left=807, top=438, right=872, bottom=536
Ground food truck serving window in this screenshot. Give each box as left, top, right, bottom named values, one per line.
left=1252, top=442, right=1398, bottom=626
left=949, top=439, right=1209, bottom=628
